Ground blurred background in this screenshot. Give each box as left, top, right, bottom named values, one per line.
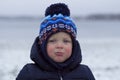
left=0, top=0, right=120, bottom=80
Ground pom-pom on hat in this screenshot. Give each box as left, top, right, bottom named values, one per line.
left=45, top=3, right=70, bottom=16
left=39, top=3, right=77, bottom=44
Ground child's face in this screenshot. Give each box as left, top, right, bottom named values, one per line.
left=47, top=32, right=72, bottom=63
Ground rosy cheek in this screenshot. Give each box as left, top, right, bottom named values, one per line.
left=65, top=46, right=72, bottom=54
left=47, top=45, right=54, bottom=53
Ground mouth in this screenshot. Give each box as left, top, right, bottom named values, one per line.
left=55, top=52, right=64, bottom=56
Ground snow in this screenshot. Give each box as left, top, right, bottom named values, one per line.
left=0, top=38, right=120, bottom=80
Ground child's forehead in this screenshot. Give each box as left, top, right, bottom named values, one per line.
left=49, top=32, right=71, bottom=38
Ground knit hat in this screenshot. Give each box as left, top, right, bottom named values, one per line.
left=39, top=3, right=77, bottom=44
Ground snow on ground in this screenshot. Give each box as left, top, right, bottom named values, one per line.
left=0, top=38, right=120, bottom=80
left=80, top=38, right=120, bottom=80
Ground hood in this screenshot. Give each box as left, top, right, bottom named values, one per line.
left=30, top=37, right=82, bottom=71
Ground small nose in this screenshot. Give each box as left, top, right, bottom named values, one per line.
left=56, top=41, right=63, bottom=49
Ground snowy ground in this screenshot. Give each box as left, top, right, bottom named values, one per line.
left=80, top=38, right=120, bottom=80
left=0, top=38, right=120, bottom=80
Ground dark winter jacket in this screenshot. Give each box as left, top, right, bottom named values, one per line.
left=16, top=37, right=95, bottom=80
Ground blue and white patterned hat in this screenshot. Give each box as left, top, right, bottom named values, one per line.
left=39, top=13, right=77, bottom=44
left=39, top=3, right=77, bottom=44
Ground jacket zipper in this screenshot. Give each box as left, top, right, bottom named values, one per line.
left=58, top=70, right=63, bottom=80
left=60, top=77, right=63, bottom=80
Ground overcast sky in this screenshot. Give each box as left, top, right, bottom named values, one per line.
left=0, top=0, right=120, bottom=16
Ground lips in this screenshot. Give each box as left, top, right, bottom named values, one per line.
left=55, top=52, right=64, bottom=56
